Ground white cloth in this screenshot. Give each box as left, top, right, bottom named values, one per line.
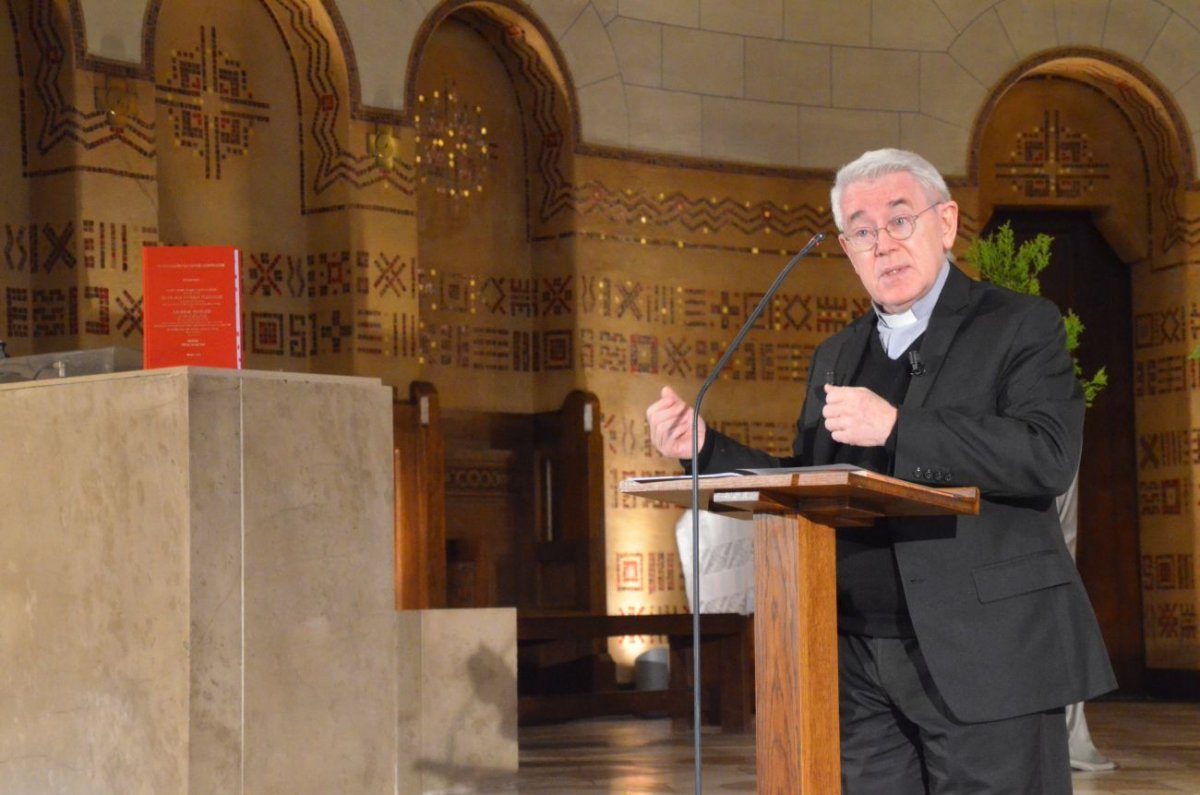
left=674, top=510, right=755, bottom=615
left=1057, top=472, right=1079, bottom=559
left=1056, top=470, right=1117, bottom=771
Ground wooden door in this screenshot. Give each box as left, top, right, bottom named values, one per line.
left=983, top=210, right=1144, bottom=692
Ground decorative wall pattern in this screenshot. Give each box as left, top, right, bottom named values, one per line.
left=2, top=216, right=153, bottom=344
left=574, top=181, right=832, bottom=245
left=614, top=551, right=683, bottom=597
left=1170, top=216, right=1200, bottom=259
left=995, top=110, right=1109, bottom=198
left=266, top=0, right=416, bottom=205
left=155, top=26, right=268, bottom=180
left=1100, top=76, right=1187, bottom=257
left=412, top=81, right=495, bottom=199
left=240, top=248, right=416, bottom=359
left=580, top=274, right=862, bottom=333
left=204, top=259, right=857, bottom=376
left=1130, top=280, right=1200, bottom=669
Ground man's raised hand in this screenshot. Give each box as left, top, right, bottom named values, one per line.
left=646, top=386, right=707, bottom=460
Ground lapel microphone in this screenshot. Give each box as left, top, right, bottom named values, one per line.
left=907, top=350, right=926, bottom=376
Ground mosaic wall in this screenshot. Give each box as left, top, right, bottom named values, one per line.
left=4, top=0, right=1200, bottom=675
left=568, top=153, right=867, bottom=652
left=1133, top=280, right=1200, bottom=668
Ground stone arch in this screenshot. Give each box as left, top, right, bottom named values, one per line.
left=406, top=0, right=580, bottom=258
left=151, top=0, right=324, bottom=372
left=406, top=1, right=579, bottom=145
left=406, top=1, right=580, bottom=414
left=151, top=0, right=303, bottom=242
left=969, top=49, right=1191, bottom=268
left=149, top=0, right=402, bottom=211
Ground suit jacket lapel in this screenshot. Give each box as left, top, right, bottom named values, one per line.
left=903, top=265, right=976, bottom=408
left=812, top=314, right=873, bottom=464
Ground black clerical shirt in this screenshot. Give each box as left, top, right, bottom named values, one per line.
left=832, top=329, right=921, bottom=637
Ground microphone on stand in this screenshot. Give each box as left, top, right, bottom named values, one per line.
left=686, top=231, right=825, bottom=794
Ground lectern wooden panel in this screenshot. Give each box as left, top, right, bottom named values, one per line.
left=621, top=468, right=979, bottom=794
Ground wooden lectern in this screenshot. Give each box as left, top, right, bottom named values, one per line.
left=621, top=468, right=979, bottom=793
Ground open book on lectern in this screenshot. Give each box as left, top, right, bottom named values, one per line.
left=629, top=462, right=864, bottom=483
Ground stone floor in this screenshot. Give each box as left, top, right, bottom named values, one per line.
left=514, top=700, right=1200, bottom=793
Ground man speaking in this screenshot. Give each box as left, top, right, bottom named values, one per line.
left=646, top=148, right=1115, bottom=794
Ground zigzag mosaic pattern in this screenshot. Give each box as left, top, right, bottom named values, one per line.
left=574, top=181, right=831, bottom=240
left=480, top=9, right=572, bottom=223
left=14, top=0, right=155, bottom=174
left=456, top=7, right=573, bottom=227
left=1169, top=217, right=1200, bottom=255
left=1111, top=79, right=1185, bottom=255
left=266, top=0, right=415, bottom=203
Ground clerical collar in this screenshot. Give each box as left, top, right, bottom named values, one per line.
left=874, top=259, right=950, bottom=326
left=872, top=259, right=951, bottom=359
left=876, top=307, right=918, bottom=329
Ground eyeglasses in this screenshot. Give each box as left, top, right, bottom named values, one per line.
left=840, top=202, right=942, bottom=252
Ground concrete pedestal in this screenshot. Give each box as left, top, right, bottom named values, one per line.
left=0, top=368, right=516, bottom=794
left=397, top=608, right=518, bottom=793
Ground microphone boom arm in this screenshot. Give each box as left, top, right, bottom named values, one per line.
left=686, top=230, right=825, bottom=793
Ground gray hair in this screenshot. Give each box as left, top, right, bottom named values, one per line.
left=830, top=149, right=951, bottom=231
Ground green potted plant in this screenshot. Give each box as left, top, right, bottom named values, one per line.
left=966, top=222, right=1107, bottom=405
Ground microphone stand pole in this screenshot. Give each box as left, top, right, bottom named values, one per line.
left=688, top=231, right=824, bottom=793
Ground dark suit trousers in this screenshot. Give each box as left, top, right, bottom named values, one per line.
left=839, top=634, right=1072, bottom=795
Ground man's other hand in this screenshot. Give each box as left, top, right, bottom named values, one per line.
left=822, top=384, right=897, bottom=447
left=646, top=386, right=707, bottom=460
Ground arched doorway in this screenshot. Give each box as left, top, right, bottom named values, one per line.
left=973, top=53, right=1195, bottom=695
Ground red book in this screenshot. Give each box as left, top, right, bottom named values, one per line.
left=142, top=245, right=242, bottom=369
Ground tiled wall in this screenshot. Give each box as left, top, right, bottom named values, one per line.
left=64, top=2, right=1200, bottom=179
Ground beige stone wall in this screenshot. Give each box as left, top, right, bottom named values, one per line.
left=71, top=1, right=1200, bottom=180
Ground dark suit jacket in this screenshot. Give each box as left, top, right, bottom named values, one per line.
left=697, top=264, right=1117, bottom=723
